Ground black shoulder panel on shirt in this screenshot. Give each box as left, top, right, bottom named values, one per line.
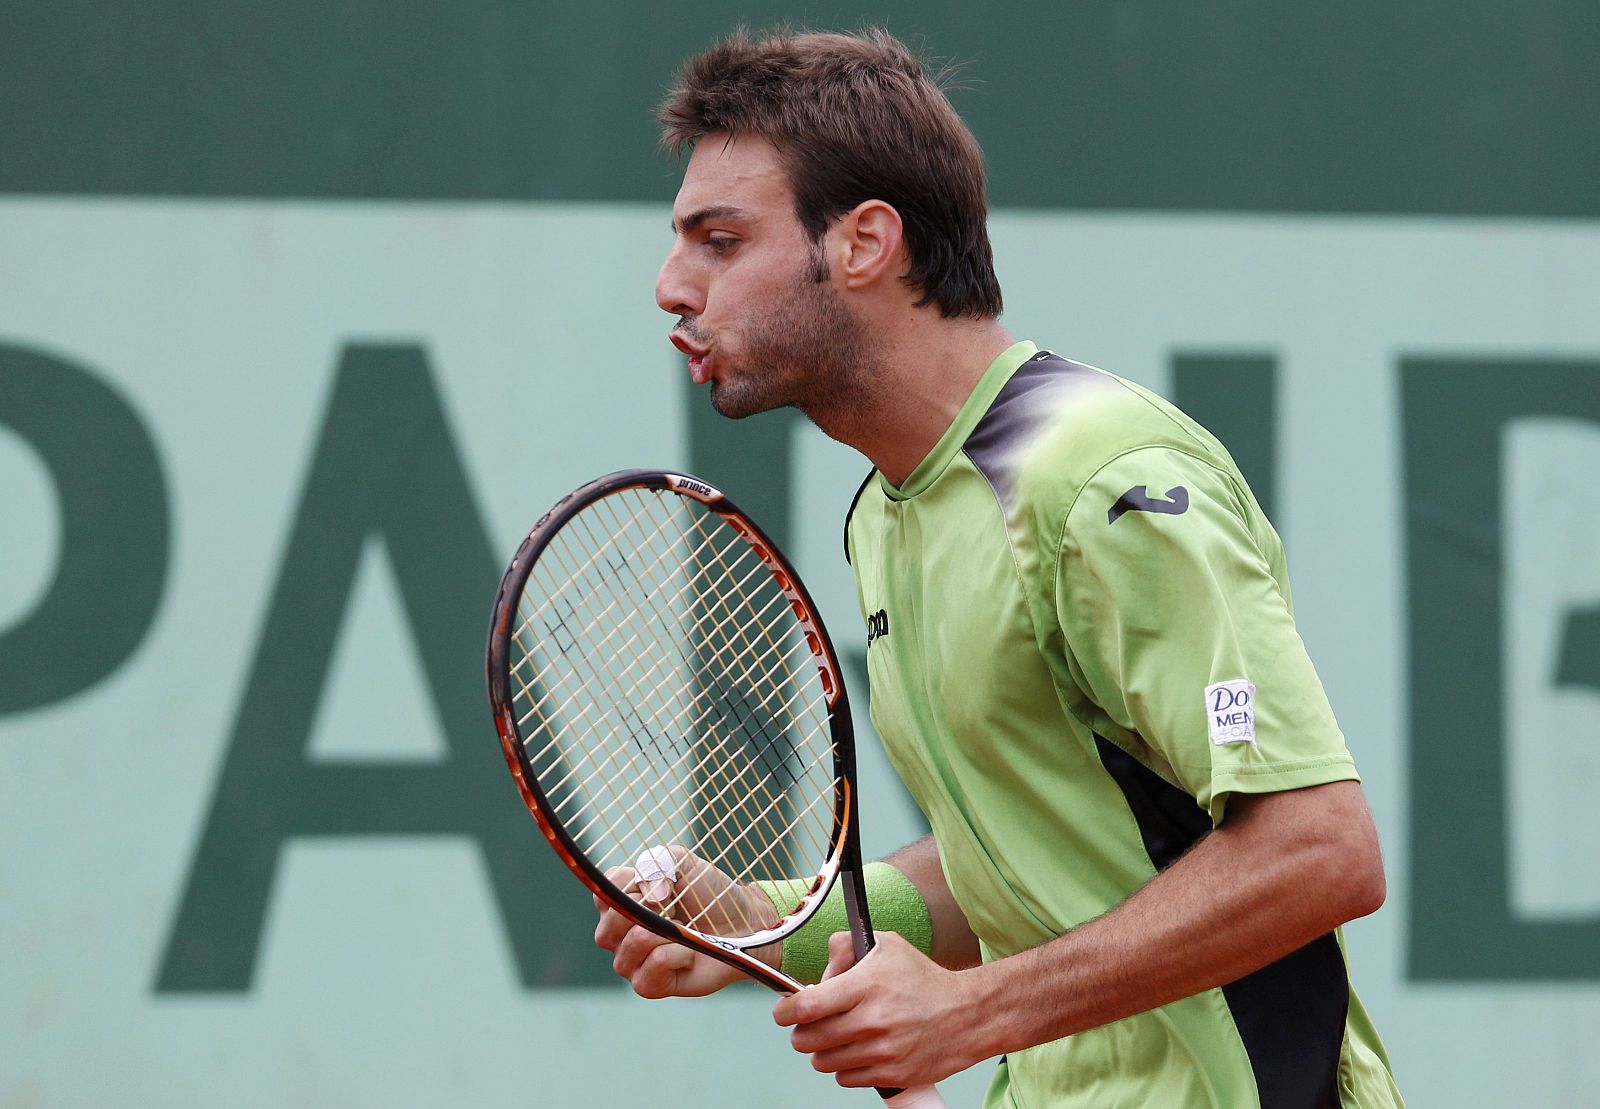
left=841, top=467, right=877, bottom=565
left=962, top=351, right=1114, bottom=515
left=1092, top=735, right=1349, bottom=1109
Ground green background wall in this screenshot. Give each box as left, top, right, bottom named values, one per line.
left=3, top=4, right=1598, bottom=1105
left=6, top=0, right=1600, bottom=215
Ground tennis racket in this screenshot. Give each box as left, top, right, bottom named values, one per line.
left=486, top=469, right=945, bottom=1108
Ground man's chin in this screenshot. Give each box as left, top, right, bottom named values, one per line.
left=708, top=380, right=785, bottom=420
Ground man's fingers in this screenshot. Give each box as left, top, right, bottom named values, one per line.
left=788, top=1011, right=870, bottom=1055
left=612, top=923, right=671, bottom=978
left=633, top=847, right=679, bottom=906
left=779, top=932, right=956, bottom=1089
left=821, top=930, right=859, bottom=981
left=831, top=1064, right=908, bottom=1091
left=590, top=862, right=754, bottom=1000
left=594, top=904, right=636, bottom=953
left=631, top=942, right=696, bottom=999
left=603, top=865, right=639, bottom=891
left=595, top=867, right=642, bottom=939
left=814, top=1045, right=903, bottom=1083
left=773, top=969, right=863, bottom=1028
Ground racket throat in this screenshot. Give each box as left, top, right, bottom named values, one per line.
left=841, top=867, right=877, bottom=961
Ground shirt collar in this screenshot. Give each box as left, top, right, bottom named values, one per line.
left=878, top=340, right=1039, bottom=501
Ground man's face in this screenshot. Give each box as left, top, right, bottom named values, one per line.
left=656, top=133, right=868, bottom=420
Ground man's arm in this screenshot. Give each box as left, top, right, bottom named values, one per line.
left=593, top=838, right=981, bottom=996
left=880, top=835, right=981, bottom=970
left=775, top=779, right=1385, bottom=1091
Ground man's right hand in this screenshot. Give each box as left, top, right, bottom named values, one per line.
left=593, top=846, right=784, bottom=999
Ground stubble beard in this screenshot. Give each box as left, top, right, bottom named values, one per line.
left=707, top=251, right=882, bottom=435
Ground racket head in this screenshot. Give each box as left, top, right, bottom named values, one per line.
left=486, top=469, right=862, bottom=992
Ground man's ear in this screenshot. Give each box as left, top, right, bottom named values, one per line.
left=834, top=200, right=906, bottom=291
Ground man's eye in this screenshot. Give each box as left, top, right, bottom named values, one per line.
left=706, top=237, right=737, bottom=254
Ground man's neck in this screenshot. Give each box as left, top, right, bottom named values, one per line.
left=808, top=317, right=1016, bottom=487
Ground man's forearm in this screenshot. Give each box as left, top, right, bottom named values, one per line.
left=884, top=835, right=982, bottom=970
left=961, top=780, right=1385, bottom=1059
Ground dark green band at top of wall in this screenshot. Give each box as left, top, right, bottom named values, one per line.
left=4, top=0, right=1598, bottom=215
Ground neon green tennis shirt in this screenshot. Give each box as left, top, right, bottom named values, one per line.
left=846, top=342, right=1402, bottom=1108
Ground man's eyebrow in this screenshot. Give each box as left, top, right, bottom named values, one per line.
left=671, top=205, right=748, bottom=235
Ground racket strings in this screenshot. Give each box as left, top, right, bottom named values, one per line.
left=582, top=494, right=835, bottom=926
left=553, top=647, right=825, bottom=845
left=517, top=580, right=822, bottom=892
left=511, top=488, right=744, bottom=674
left=510, top=506, right=788, bottom=762
left=553, top=518, right=832, bottom=934
left=510, top=505, right=761, bottom=724
left=509, top=502, right=771, bottom=792
left=515, top=510, right=810, bottom=832
left=553, top=664, right=827, bottom=872
left=655, top=496, right=836, bottom=923
left=516, top=555, right=786, bottom=772
left=537, top=629, right=817, bottom=839
left=507, top=488, right=840, bottom=939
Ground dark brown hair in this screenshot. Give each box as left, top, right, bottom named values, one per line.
left=660, top=27, right=1003, bottom=319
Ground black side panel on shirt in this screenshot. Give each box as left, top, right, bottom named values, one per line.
left=961, top=351, right=1114, bottom=514
left=1093, top=735, right=1349, bottom=1109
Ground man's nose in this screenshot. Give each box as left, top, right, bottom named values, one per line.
left=655, top=244, right=702, bottom=317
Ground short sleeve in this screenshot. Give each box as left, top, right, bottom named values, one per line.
left=1055, top=446, right=1357, bottom=825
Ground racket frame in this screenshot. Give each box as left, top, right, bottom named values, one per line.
left=486, top=469, right=875, bottom=996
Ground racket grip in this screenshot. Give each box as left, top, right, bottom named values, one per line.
left=879, top=1084, right=945, bottom=1108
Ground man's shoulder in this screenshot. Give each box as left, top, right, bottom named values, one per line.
left=842, top=350, right=1243, bottom=561
left=966, top=350, right=1228, bottom=523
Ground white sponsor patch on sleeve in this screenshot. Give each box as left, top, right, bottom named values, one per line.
left=1205, top=679, right=1257, bottom=745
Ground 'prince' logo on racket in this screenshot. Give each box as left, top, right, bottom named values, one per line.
left=665, top=473, right=722, bottom=503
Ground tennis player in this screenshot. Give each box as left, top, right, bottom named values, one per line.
left=596, top=27, right=1404, bottom=1107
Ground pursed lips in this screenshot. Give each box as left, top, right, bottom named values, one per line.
left=670, top=328, right=713, bottom=384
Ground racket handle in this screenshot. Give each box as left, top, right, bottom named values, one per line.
left=879, top=1084, right=945, bottom=1108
